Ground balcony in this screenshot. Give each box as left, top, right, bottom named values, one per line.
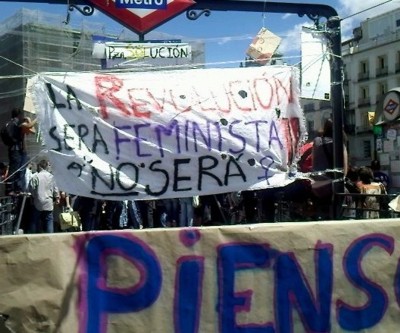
left=358, top=98, right=371, bottom=107
left=319, top=100, right=331, bottom=110
left=358, top=72, right=369, bottom=81
left=303, top=103, right=315, bottom=112
left=356, top=125, right=372, bottom=134
left=376, top=67, right=388, bottom=77
left=396, top=63, right=400, bottom=73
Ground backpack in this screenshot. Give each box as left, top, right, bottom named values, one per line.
left=298, top=142, right=313, bottom=173
left=0, top=120, right=19, bottom=147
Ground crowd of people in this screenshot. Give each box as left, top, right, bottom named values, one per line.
left=22, top=191, right=259, bottom=233
left=343, top=161, right=390, bottom=219
left=0, top=109, right=393, bottom=233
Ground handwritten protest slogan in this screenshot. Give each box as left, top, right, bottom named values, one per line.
left=28, top=66, right=305, bottom=200
left=1, top=221, right=400, bottom=332
left=105, top=42, right=191, bottom=61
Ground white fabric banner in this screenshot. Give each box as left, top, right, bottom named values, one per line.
left=300, top=27, right=331, bottom=100
left=28, top=66, right=305, bottom=200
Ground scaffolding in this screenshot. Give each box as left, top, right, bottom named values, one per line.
left=0, top=9, right=106, bottom=161
left=0, top=8, right=205, bottom=162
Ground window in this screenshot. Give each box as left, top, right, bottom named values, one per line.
left=361, top=112, right=370, bottom=128
left=363, top=140, right=372, bottom=159
left=397, top=51, right=400, bottom=72
left=378, top=82, right=387, bottom=95
left=376, top=55, right=388, bottom=76
left=358, top=60, right=369, bottom=80
left=377, top=55, right=386, bottom=69
left=346, top=109, right=355, bottom=125
left=360, top=86, right=369, bottom=99
left=377, top=82, right=387, bottom=101
left=307, top=120, right=314, bottom=134
left=360, top=60, right=368, bottom=73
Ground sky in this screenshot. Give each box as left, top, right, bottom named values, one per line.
left=0, top=0, right=399, bottom=68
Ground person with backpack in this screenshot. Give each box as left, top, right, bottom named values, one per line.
left=310, top=119, right=349, bottom=219
left=311, top=118, right=349, bottom=176
left=298, top=140, right=313, bottom=173
left=1, top=108, right=36, bottom=195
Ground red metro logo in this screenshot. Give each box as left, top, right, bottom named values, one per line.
left=87, top=0, right=195, bottom=34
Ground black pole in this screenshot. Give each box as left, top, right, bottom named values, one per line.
left=327, top=16, right=345, bottom=219
left=6, top=0, right=344, bottom=218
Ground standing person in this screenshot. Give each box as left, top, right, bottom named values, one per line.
left=179, top=197, right=194, bottom=227
left=20, top=162, right=37, bottom=233
left=23, top=162, right=35, bottom=193
left=1, top=108, right=36, bottom=195
left=73, top=196, right=100, bottom=231
left=343, top=166, right=361, bottom=219
left=160, top=198, right=179, bottom=227
left=357, top=166, right=387, bottom=219
left=0, top=162, right=9, bottom=196
left=312, top=118, right=348, bottom=175
left=53, top=191, right=72, bottom=232
left=370, top=159, right=390, bottom=191
left=28, top=159, right=59, bottom=233
left=311, top=119, right=348, bottom=219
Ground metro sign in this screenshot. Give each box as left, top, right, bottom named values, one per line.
left=116, top=0, right=167, bottom=10
left=383, top=91, right=400, bottom=122
left=384, top=99, right=399, bottom=115
left=86, top=0, right=195, bottom=34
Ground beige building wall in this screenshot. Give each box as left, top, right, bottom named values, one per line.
left=342, top=8, right=400, bottom=170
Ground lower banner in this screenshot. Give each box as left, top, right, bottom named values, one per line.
left=0, top=220, right=400, bottom=332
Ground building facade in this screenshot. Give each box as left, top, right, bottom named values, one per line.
left=301, top=8, right=400, bottom=179
left=342, top=8, right=400, bottom=170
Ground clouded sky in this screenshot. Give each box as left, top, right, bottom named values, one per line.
left=0, top=0, right=399, bottom=67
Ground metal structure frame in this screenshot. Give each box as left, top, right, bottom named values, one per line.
left=3, top=0, right=345, bottom=217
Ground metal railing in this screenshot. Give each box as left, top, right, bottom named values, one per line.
left=0, top=196, right=17, bottom=235
left=335, top=192, right=399, bottom=220
left=272, top=188, right=399, bottom=222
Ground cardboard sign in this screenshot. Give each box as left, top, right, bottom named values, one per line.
left=246, top=28, right=281, bottom=65
left=104, top=42, right=191, bottom=61
left=1, top=220, right=400, bottom=332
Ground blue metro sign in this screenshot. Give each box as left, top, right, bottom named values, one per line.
left=116, top=0, right=167, bottom=9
